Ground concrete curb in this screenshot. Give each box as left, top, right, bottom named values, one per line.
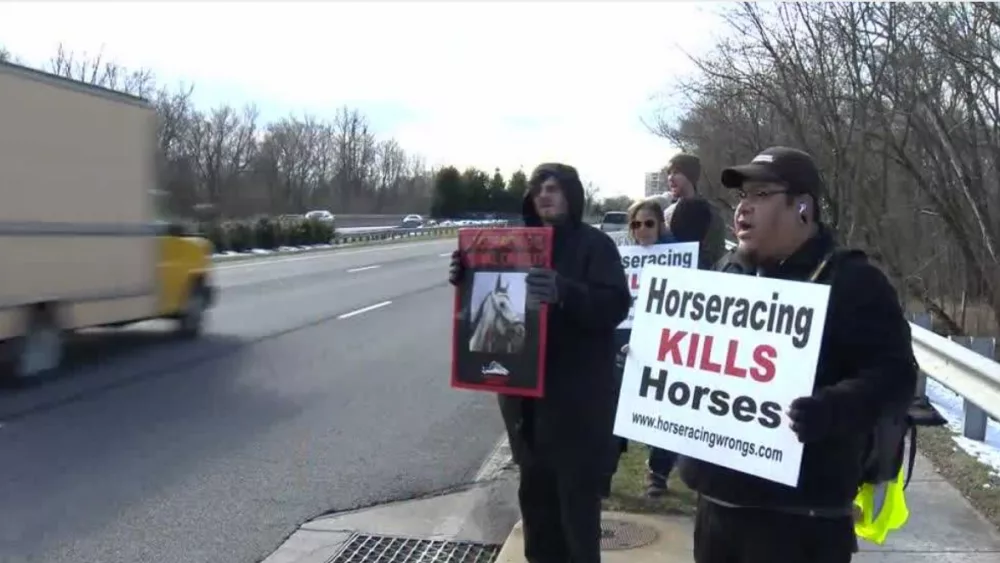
left=262, top=473, right=520, bottom=563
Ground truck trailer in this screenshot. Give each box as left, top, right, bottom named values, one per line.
left=0, top=60, right=216, bottom=381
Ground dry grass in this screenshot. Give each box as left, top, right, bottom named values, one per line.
left=602, top=442, right=697, bottom=516
left=913, top=425, right=1000, bottom=531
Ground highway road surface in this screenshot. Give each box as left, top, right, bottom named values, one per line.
left=0, top=239, right=506, bottom=563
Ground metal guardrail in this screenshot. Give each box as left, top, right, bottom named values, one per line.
left=213, top=223, right=488, bottom=262
left=910, top=315, right=999, bottom=441
left=332, top=222, right=508, bottom=244
left=332, top=225, right=461, bottom=245
left=720, top=240, right=1000, bottom=441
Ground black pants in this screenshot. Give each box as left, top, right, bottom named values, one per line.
left=693, top=496, right=857, bottom=563
left=519, top=459, right=603, bottom=563
left=646, top=446, right=678, bottom=485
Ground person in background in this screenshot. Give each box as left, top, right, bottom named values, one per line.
left=646, top=193, right=675, bottom=223
left=450, top=162, right=631, bottom=563
left=663, top=153, right=727, bottom=268
left=628, top=199, right=673, bottom=247
left=669, top=196, right=716, bottom=270
left=679, top=147, right=916, bottom=563
left=605, top=198, right=676, bottom=498
left=628, top=194, right=722, bottom=497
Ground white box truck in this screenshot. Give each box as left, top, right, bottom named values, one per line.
left=0, top=60, right=216, bottom=381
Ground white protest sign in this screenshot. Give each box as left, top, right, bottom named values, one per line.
left=606, top=230, right=631, bottom=246
left=617, top=242, right=699, bottom=329
left=612, top=266, right=831, bottom=487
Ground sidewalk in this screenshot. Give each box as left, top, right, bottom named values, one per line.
left=494, top=452, right=1000, bottom=563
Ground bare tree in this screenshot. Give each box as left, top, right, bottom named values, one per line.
left=48, top=42, right=156, bottom=97
left=652, top=2, right=1000, bottom=336
left=584, top=182, right=601, bottom=217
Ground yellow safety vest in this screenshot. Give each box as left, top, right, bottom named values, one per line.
left=853, top=464, right=909, bottom=544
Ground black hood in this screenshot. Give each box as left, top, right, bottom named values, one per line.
left=522, top=163, right=585, bottom=227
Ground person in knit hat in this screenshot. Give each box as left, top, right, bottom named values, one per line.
left=665, top=153, right=702, bottom=200
left=663, top=152, right=727, bottom=268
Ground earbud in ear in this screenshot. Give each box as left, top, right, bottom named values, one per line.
left=798, top=202, right=808, bottom=224
left=798, top=203, right=807, bottom=214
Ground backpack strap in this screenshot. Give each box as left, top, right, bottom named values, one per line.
left=807, top=251, right=836, bottom=282
left=903, top=426, right=918, bottom=490
left=806, top=247, right=868, bottom=284
left=902, top=397, right=949, bottom=490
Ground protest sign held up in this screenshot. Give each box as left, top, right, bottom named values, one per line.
left=451, top=227, right=553, bottom=398
left=617, top=242, right=699, bottom=330
left=612, top=266, right=832, bottom=486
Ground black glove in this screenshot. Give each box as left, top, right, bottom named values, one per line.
left=525, top=267, right=560, bottom=310
left=787, top=395, right=834, bottom=443
left=448, top=250, right=465, bottom=287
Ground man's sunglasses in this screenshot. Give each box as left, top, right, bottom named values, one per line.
left=630, top=219, right=657, bottom=229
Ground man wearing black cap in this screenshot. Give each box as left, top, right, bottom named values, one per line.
left=449, top=163, right=631, bottom=563
left=678, top=147, right=917, bottom=563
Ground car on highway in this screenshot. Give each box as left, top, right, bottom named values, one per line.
left=599, top=211, right=628, bottom=233
left=304, top=210, right=335, bottom=224
left=400, top=214, right=424, bottom=229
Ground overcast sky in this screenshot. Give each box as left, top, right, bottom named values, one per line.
left=0, top=1, right=725, bottom=199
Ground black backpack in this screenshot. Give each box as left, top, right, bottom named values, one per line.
left=809, top=248, right=947, bottom=490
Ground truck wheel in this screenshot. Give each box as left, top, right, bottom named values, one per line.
left=15, top=307, right=65, bottom=379
left=177, top=283, right=209, bottom=338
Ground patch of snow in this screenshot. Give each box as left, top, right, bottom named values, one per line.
left=925, top=377, right=1000, bottom=477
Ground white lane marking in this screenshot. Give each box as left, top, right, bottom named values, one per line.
left=438, top=252, right=452, bottom=257
left=337, top=300, right=392, bottom=320
left=215, top=240, right=451, bottom=271
left=346, top=265, right=381, bottom=273
left=474, top=435, right=513, bottom=482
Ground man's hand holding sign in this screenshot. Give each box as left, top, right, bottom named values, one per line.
left=612, top=266, right=831, bottom=487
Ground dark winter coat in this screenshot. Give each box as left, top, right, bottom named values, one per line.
left=497, top=164, right=632, bottom=480
left=668, top=195, right=726, bottom=270
left=679, top=226, right=917, bottom=511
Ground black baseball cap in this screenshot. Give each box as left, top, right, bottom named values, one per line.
left=720, top=146, right=824, bottom=197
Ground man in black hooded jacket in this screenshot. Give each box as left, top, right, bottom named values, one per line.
left=449, top=163, right=631, bottom=563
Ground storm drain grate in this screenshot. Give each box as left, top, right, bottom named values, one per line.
left=600, top=518, right=659, bottom=551
left=327, top=533, right=502, bottom=563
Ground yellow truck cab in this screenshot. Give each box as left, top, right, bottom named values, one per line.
left=155, top=222, right=217, bottom=335
left=0, top=60, right=217, bottom=381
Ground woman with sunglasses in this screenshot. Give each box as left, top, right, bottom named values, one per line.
left=602, top=198, right=680, bottom=499
left=627, top=199, right=674, bottom=247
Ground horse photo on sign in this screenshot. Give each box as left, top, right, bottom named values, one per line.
left=469, top=271, right=527, bottom=355
left=451, top=227, right=552, bottom=398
